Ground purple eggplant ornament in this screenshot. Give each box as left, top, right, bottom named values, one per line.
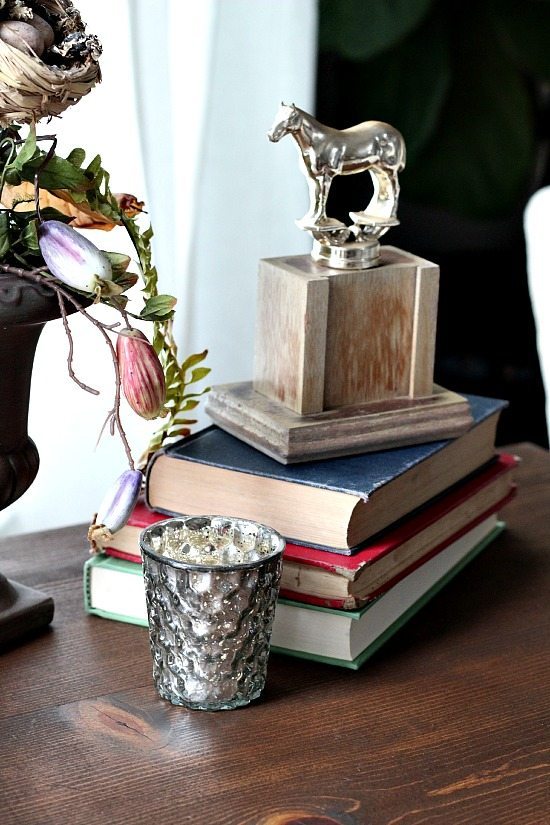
left=38, top=220, right=112, bottom=293
left=88, top=468, right=142, bottom=549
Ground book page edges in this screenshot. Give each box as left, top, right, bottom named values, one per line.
left=272, top=522, right=505, bottom=666
left=280, top=482, right=512, bottom=606
left=346, top=413, right=500, bottom=547
left=147, top=454, right=358, bottom=548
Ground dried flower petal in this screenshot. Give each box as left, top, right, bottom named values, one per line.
left=117, top=328, right=166, bottom=420
left=1, top=182, right=145, bottom=230
left=114, top=193, right=145, bottom=218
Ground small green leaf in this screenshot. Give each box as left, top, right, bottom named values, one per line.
left=140, top=293, right=177, bottom=321
left=152, top=329, right=165, bottom=353
left=13, top=125, right=38, bottom=170
left=189, top=366, right=211, bottom=384
left=164, top=363, right=181, bottom=385
left=86, top=154, right=103, bottom=176
left=104, top=251, right=131, bottom=274
left=182, top=387, right=211, bottom=399
left=167, top=418, right=197, bottom=428
left=22, top=221, right=39, bottom=253
left=179, top=399, right=200, bottom=411
left=180, top=349, right=208, bottom=372
left=0, top=212, right=10, bottom=259
left=5, top=168, right=21, bottom=185
left=40, top=207, right=74, bottom=224
left=106, top=294, right=129, bottom=311
left=23, top=154, right=90, bottom=192
left=67, top=148, right=86, bottom=168
left=111, top=271, right=138, bottom=292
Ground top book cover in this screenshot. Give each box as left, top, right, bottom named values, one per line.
left=145, top=394, right=506, bottom=552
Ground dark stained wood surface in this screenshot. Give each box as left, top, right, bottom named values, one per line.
left=1, top=443, right=549, bottom=825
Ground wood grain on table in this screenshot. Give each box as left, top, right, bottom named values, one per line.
left=1, top=444, right=549, bottom=825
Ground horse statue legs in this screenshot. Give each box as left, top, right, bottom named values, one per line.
left=350, top=165, right=401, bottom=238
left=296, top=164, right=347, bottom=233
left=295, top=150, right=402, bottom=238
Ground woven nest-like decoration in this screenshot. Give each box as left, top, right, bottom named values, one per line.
left=0, top=0, right=101, bottom=126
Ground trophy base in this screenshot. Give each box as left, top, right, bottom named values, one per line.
left=312, top=237, right=380, bottom=270
left=206, top=383, right=473, bottom=464
left=349, top=212, right=400, bottom=229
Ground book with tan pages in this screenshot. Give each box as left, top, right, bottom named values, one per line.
left=102, top=453, right=516, bottom=608
left=145, top=394, right=507, bottom=552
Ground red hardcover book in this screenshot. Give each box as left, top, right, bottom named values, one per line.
left=281, top=453, right=516, bottom=607
left=98, top=453, right=517, bottom=609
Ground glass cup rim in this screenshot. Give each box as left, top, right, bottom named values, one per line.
left=139, top=514, right=286, bottom=572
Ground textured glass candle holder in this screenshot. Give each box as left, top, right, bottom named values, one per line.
left=140, top=515, right=285, bottom=711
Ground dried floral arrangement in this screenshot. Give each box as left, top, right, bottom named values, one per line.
left=0, top=1, right=210, bottom=545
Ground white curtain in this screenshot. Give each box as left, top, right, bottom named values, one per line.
left=524, top=187, right=550, bottom=444
left=1, top=0, right=317, bottom=537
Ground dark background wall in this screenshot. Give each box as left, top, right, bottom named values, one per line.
left=315, top=0, right=549, bottom=448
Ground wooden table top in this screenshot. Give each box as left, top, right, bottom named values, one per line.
left=1, top=443, right=549, bottom=825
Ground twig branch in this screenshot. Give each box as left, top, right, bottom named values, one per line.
left=55, top=291, right=100, bottom=395
left=1, top=262, right=135, bottom=470
left=34, top=135, right=57, bottom=223
left=0, top=136, right=16, bottom=203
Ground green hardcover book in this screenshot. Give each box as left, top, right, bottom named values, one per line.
left=271, top=519, right=504, bottom=668
left=83, top=555, right=148, bottom=628
left=83, top=517, right=505, bottom=669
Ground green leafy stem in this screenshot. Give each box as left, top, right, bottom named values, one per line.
left=122, top=216, right=210, bottom=467
left=0, top=124, right=210, bottom=467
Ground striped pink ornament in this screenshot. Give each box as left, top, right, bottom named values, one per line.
left=116, top=328, right=166, bottom=419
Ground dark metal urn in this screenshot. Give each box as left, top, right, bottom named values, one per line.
left=0, top=273, right=75, bottom=646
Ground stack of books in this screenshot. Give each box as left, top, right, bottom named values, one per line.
left=84, top=394, right=517, bottom=668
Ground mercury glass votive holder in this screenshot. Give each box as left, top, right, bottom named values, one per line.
left=140, top=515, right=285, bottom=711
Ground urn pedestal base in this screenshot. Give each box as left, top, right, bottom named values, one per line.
left=0, top=574, right=54, bottom=648
left=0, top=274, right=81, bottom=647
left=206, top=382, right=473, bottom=464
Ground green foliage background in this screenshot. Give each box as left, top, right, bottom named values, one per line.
left=319, top=0, right=550, bottom=219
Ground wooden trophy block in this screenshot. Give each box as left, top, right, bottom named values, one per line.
left=253, top=255, right=329, bottom=414
left=253, top=247, right=439, bottom=414
left=207, top=246, right=473, bottom=463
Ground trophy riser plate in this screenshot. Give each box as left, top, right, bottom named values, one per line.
left=311, top=238, right=381, bottom=270
left=206, top=383, right=473, bottom=464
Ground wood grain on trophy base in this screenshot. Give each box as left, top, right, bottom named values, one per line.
left=253, top=256, right=329, bottom=414
left=253, top=247, right=439, bottom=415
left=206, top=382, right=472, bottom=464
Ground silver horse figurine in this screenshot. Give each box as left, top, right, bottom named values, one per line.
left=268, top=103, right=406, bottom=240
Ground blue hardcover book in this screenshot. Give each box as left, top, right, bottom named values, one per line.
left=145, top=395, right=506, bottom=553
